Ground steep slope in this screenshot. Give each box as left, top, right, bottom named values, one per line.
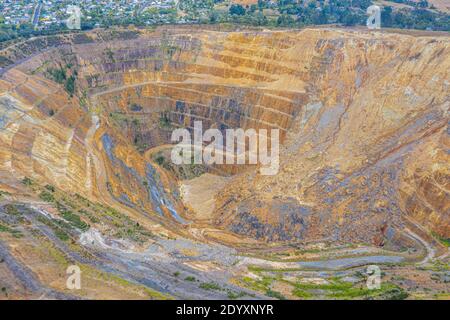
left=213, top=30, right=450, bottom=245
left=0, top=26, right=448, bottom=249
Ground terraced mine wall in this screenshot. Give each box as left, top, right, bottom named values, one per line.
left=76, top=36, right=305, bottom=155
left=0, top=27, right=448, bottom=245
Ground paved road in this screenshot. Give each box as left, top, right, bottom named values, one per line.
left=32, top=2, right=43, bottom=27
left=404, top=227, right=436, bottom=265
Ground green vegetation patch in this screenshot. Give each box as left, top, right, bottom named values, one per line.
left=45, top=185, right=56, bottom=193
left=159, top=112, right=172, bottom=129
left=34, top=189, right=152, bottom=244
left=266, top=288, right=286, bottom=300
left=0, top=190, right=11, bottom=199
left=243, top=265, right=409, bottom=300
left=39, top=191, right=55, bottom=203
left=0, top=222, right=22, bottom=238
left=46, top=64, right=77, bottom=97
left=185, top=276, right=196, bottom=282
left=73, top=194, right=154, bottom=243
left=199, top=282, right=222, bottom=291
left=21, top=177, right=33, bottom=186
left=292, top=287, right=313, bottom=299
left=239, top=273, right=287, bottom=300
left=47, top=67, right=67, bottom=84
left=432, top=231, right=450, bottom=247
left=241, top=275, right=273, bottom=292
left=36, top=215, right=71, bottom=242
left=4, top=204, right=21, bottom=216
left=227, top=291, right=247, bottom=300
left=56, top=203, right=89, bottom=232
left=290, top=277, right=408, bottom=300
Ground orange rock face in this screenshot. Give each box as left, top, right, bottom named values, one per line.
left=0, top=26, right=448, bottom=246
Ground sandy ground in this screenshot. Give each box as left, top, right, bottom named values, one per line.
left=180, top=174, right=230, bottom=221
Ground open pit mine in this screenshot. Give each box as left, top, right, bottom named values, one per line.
left=0, top=26, right=448, bottom=300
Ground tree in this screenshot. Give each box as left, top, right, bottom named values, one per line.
left=258, top=0, right=267, bottom=11
left=277, top=14, right=295, bottom=26
left=381, top=6, right=393, bottom=27
left=229, top=4, right=246, bottom=16
left=342, top=12, right=359, bottom=26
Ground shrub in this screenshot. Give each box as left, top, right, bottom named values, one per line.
left=45, top=185, right=56, bottom=193
left=65, top=75, right=76, bottom=96
left=57, top=206, right=89, bottom=231
left=199, top=282, right=221, bottom=291
left=266, top=289, right=286, bottom=300
left=21, top=177, right=33, bottom=186
left=159, top=113, right=171, bottom=129
left=227, top=291, right=246, bottom=299
left=48, top=67, right=66, bottom=84
left=39, top=191, right=55, bottom=203
left=155, top=155, right=165, bottom=166
left=4, top=204, right=20, bottom=216
left=229, top=4, right=246, bottom=15
left=54, top=229, right=70, bottom=242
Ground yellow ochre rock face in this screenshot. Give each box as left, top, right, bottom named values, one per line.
left=0, top=27, right=448, bottom=245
